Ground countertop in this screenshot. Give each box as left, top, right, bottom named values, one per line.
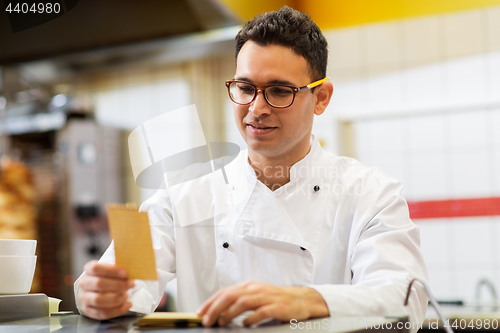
left=0, top=314, right=410, bottom=333
left=422, top=305, right=500, bottom=332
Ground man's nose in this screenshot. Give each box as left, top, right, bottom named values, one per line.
left=248, top=89, right=272, bottom=117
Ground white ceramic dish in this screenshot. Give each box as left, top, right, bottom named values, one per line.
left=0, top=255, right=37, bottom=294
left=0, top=239, right=37, bottom=256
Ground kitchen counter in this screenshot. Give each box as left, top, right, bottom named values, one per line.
left=421, top=305, right=500, bottom=332
left=0, top=314, right=411, bottom=333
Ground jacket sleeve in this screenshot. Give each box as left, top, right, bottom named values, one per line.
left=74, top=188, right=177, bottom=316
left=309, top=176, right=428, bottom=333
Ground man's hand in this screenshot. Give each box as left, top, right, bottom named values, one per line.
left=196, top=280, right=329, bottom=327
left=77, top=260, right=135, bottom=320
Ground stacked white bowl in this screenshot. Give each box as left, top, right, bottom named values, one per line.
left=0, top=239, right=37, bottom=294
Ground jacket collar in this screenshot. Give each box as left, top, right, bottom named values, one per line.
left=289, top=135, right=322, bottom=181
left=242, top=135, right=323, bottom=184
left=233, top=136, right=328, bottom=251
left=234, top=182, right=308, bottom=248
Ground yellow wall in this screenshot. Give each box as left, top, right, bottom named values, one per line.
left=219, top=0, right=293, bottom=23
left=219, top=0, right=500, bottom=28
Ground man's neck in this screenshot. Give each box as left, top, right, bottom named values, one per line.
left=248, top=141, right=312, bottom=191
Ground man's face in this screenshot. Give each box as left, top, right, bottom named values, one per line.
left=233, top=41, right=318, bottom=162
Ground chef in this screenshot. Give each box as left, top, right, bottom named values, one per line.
left=74, top=6, right=428, bottom=330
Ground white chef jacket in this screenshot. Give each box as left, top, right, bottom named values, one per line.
left=75, top=136, right=428, bottom=328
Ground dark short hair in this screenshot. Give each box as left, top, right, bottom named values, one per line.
left=235, top=6, right=328, bottom=82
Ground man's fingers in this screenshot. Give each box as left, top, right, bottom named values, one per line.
left=202, top=288, right=249, bottom=327
left=79, top=291, right=128, bottom=309
left=196, top=288, right=223, bottom=316
left=78, top=261, right=135, bottom=320
left=79, top=275, right=134, bottom=293
left=198, top=283, right=325, bottom=328
left=81, top=301, right=132, bottom=321
left=219, top=294, right=268, bottom=326
left=242, top=304, right=278, bottom=326
left=83, top=261, right=128, bottom=279
left=197, top=283, right=247, bottom=316
left=197, top=281, right=255, bottom=316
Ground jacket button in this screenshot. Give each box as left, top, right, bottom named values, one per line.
left=222, top=242, right=229, bottom=249
left=300, top=247, right=306, bottom=251
left=313, top=185, right=320, bottom=192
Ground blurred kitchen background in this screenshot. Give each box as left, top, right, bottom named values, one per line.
left=0, top=0, right=499, bottom=312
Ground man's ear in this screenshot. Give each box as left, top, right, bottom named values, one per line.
left=313, top=81, right=334, bottom=116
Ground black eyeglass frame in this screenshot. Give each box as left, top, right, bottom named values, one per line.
left=225, top=77, right=329, bottom=109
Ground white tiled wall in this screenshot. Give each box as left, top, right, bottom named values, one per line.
left=364, top=23, right=402, bottom=67
left=368, top=118, right=406, bottom=155
left=410, top=154, right=448, bottom=200
left=407, top=113, right=446, bottom=153
left=366, top=68, right=405, bottom=111
left=95, top=80, right=191, bottom=130
left=444, top=56, right=488, bottom=105
left=443, top=10, right=484, bottom=58
left=489, top=52, right=500, bottom=99
left=317, top=5, right=500, bottom=301
left=450, top=151, right=490, bottom=198
left=488, top=7, right=500, bottom=50
left=405, top=63, right=443, bottom=109
left=325, top=28, right=362, bottom=71
left=494, top=151, right=500, bottom=194
left=447, top=111, right=489, bottom=149
left=403, top=16, right=441, bottom=64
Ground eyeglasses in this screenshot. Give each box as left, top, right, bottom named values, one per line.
left=225, top=77, right=329, bottom=108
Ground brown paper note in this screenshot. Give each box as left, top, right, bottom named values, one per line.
left=106, top=203, right=157, bottom=280
left=135, top=312, right=203, bottom=327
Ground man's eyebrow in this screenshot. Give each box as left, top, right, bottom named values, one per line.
left=234, top=76, right=252, bottom=83
left=234, top=77, right=296, bottom=86
left=267, top=79, right=295, bottom=86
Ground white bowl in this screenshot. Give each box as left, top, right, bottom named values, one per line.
left=0, top=239, right=36, bottom=256
left=0, top=255, right=37, bottom=294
